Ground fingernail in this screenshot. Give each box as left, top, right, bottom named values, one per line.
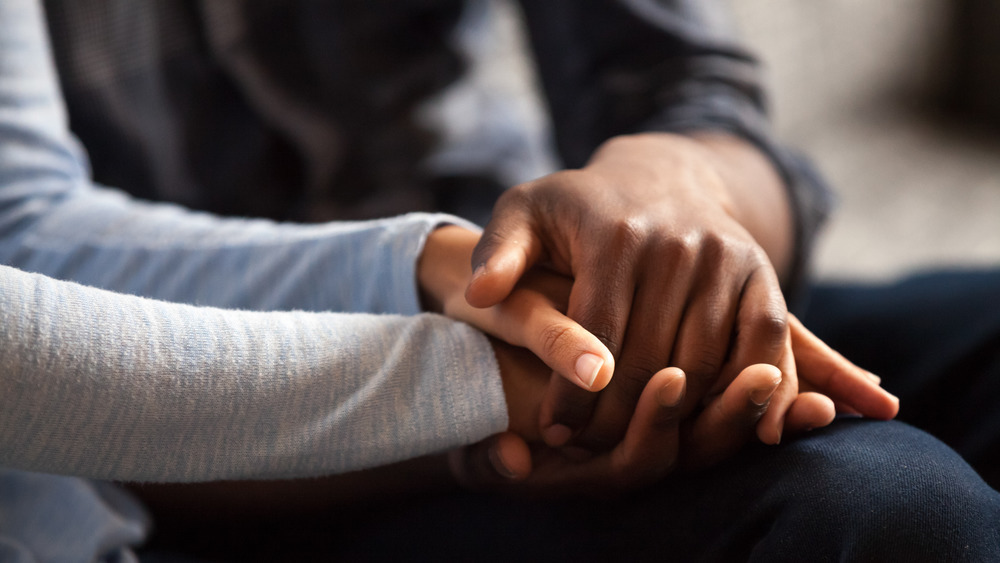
left=488, top=445, right=520, bottom=480
left=864, top=370, right=881, bottom=385
left=542, top=424, right=573, bottom=447
left=471, top=264, right=487, bottom=282
left=574, top=353, right=604, bottom=389
left=750, top=378, right=781, bottom=406
left=657, top=374, right=686, bottom=407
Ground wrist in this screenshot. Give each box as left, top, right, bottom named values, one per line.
left=590, top=132, right=737, bottom=214
left=417, top=225, right=480, bottom=313
left=686, top=131, right=794, bottom=279
left=490, top=337, right=545, bottom=442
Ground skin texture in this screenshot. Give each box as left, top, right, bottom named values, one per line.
left=132, top=223, right=900, bottom=515
left=464, top=131, right=798, bottom=453
left=419, top=223, right=898, bottom=491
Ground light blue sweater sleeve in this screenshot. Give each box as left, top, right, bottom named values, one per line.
left=0, top=266, right=506, bottom=482
left=0, top=0, right=509, bottom=482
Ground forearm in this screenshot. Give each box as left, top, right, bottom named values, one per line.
left=0, top=188, right=464, bottom=314
left=0, top=266, right=508, bottom=482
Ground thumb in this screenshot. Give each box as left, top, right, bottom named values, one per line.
left=448, top=432, right=532, bottom=490
left=466, top=198, right=544, bottom=309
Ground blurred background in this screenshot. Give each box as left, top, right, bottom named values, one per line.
left=439, top=0, right=1000, bottom=282
left=731, top=0, right=1000, bottom=281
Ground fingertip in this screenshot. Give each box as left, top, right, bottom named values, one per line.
left=863, top=370, right=882, bottom=385
left=574, top=350, right=615, bottom=392
left=542, top=423, right=573, bottom=448
left=749, top=367, right=782, bottom=406
left=572, top=352, right=604, bottom=390
left=466, top=236, right=537, bottom=308
left=782, top=392, right=836, bottom=435
left=490, top=432, right=532, bottom=480
left=756, top=363, right=783, bottom=383
left=757, top=420, right=783, bottom=446
left=464, top=263, right=508, bottom=308
left=856, top=381, right=900, bottom=420
left=746, top=365, right=785, bottom=445
left=655, top=367, right=687, bottom=408
left=880, top=393, right=901, bottom=420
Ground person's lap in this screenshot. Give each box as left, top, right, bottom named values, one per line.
left=803, top=267, right=1000, bottom=486
left=12, top=268, right=1000, bottom=561
left=137, top=418, right=1000, bottom=562
left=132, top=267, right=1000, bottom=561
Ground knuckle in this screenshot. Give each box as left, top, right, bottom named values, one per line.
left=680, top=342, right=728, bottom=381
left=700, top=231, right=726, bottom=260
left=621, top=353, right=666, bottom=382
left=690, top=354, right=726, bottom=380
left=749, top=307, right=788, bottom=343
left=491, top=182, right=537, bottom=217
left=748, top=244, right=772, bottom=265
left=572, top=313, right=623, bottom=357
left=504, top=180, right=536, bottom=201
left=603, top=216, right=649, bottom=259
left=661, top=232, right=700, bottom=268
left=538, top=322, right=577, bottom=359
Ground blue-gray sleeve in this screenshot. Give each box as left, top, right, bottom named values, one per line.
left=0, top=0, right=508, bottom=481
left=516, top=0, right=834, bottom=298
left=0, top=0, right=456, bottom=316
left=0, top=265, right=506, bottom=482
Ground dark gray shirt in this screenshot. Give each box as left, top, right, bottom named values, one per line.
left=43, top=0, right=832, bottom=292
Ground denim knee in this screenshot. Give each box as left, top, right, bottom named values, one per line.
left=755, top=419, right=1000, bottom=562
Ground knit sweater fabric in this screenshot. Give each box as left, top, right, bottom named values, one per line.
left=0, top=0, right=508, bottom=484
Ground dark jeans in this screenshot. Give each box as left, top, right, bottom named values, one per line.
left=144, top=269, right=1000, bottom=562
left=804, top=268, right=1000, bottom=487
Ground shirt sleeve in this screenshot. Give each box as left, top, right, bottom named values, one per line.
left=0, top=0, right=509, bottom=481
left=516, top=0, right=834, bottom=299
left=0, top=265, right=507, bottom=482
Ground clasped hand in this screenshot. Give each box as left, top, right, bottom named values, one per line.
left=418, top=132, right=899, bottom=494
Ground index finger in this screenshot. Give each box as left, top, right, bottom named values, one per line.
left=538, top=262, right=637, bottom=445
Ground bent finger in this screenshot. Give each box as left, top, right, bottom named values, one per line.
left=538, top=263, right=638, bottom=445
left=575, top=260, right=693, bottom=451
left=607, top=367, right=687, bottom=489
left=782, top=392, right=837, bottom=434
left=714, top=264, right=788, bottom=396
left=466, top=195, right=545, bottom=308
left=448, top=432, right=533, bottom=491
left=456, top=272, right=616, bottom=394
left=528, top=368, right=686, bottom=494
left=755, top=333, right=798, bottom=446
left=496, top=287, right=616, bottom=393
left=683, top=363, right=782, bottom=469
